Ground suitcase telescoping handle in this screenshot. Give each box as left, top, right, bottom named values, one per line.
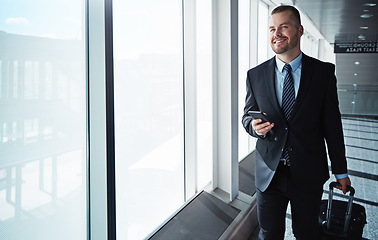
left=325, top=182, right=355, bottom=235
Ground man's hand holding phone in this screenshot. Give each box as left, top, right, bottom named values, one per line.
left=248, top=111, right=274, bottom=135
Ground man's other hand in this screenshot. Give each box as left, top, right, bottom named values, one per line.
left=336, top=177, right=351, bottom=194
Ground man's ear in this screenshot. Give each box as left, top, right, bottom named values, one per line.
left=299, top=25, right=304, bottom=36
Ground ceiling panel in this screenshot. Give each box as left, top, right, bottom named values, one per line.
left=296, top=0, right=378, bottom=43
left=294, top=0, right=378, bottom=85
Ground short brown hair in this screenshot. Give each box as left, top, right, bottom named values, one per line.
left=271, top=5, right=301, bottom=27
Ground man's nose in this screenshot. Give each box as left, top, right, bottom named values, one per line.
left=273, top=29, right=282, bottom=38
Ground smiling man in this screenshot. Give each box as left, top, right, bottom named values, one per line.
left=242, top=5, right=351, bottom=240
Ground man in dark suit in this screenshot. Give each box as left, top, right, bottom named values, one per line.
left=242, top=5, right=351, bottom=240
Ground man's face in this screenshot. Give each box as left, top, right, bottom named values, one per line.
left=269, top=11, right=303, bottom=55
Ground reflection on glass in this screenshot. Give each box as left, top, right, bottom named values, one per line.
left=338, top=85, right=378, bottom=116
left=113, top=0, right=184, bottom=239
left=0, top=1, right=86, bottom=239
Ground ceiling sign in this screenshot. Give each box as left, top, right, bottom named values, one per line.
left=334, top=42, right=378, bottom=53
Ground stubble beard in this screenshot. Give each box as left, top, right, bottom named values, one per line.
left=271, top=31, right=299, bottom=55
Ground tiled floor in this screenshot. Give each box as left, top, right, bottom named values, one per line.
left=250, top=117, right=378, bottom=240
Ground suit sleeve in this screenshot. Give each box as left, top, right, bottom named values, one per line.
left=322, top=64, right=348, bottom=175
left=241, top=71, right=265, bottom=139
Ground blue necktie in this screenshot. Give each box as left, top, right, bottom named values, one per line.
left=282, top=64, right=295, bottom=121
left=281, top=64, right=295, bottom=164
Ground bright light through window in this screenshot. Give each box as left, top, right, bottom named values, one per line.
left=196, top=0, right=213, bottom=191
left=113, top=1, right=185, bottom=239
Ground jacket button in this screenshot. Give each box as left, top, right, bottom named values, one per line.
left=274, top=137, right=278, bottom=141
left=285, top=127, right=288, bottom=131
left=288, top=147, right=293, bottom=151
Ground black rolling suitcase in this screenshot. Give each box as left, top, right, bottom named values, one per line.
left=319, top=182, right=367, bottom=239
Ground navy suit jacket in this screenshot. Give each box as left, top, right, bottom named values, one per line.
left=242, top=53, right=348, bottom=192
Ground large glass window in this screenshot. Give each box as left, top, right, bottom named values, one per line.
left=0, top=1, right=87, bottom=239
left=113, top=0, right=185, bottom=239
left=239, top=0, right=271, bottom=160
left=301, top=32, right=319, bottom=58
left=258, top=1, right=269, bottom=64
left=238, top=0, right=251, bottom=160
left=196, top=0, right=213, bottom=190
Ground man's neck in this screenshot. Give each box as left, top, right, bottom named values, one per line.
left=276, top=49, right=301, bottom=63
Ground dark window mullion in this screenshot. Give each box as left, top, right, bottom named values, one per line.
left=105, top=0, right=116, bottom=239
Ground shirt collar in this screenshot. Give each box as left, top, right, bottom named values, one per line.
left=275, top=52, right=302, bottom=73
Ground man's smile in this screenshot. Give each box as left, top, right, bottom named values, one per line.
left=273, top=38, right=287, bottom=44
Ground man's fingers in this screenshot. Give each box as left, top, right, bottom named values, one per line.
left=336, top=177, right=351, bottom=194
left=254, top=122, right=274, bottom=135
left=252, top=119, right=267, bottom=126
left=334, top=185, right=347, bottom=194
left=342, top=185, right=348, bottom=194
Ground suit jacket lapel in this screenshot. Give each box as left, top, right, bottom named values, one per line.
left=264, top=57, right=285, bottom=121
left=290, top=54, right=314, bottom=123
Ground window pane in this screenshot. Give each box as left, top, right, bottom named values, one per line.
left=113, top=1, right=185, bottom=239
left=238, top=0, right=251, bottom=160
left=258, top=1, right=269, bottom=64
left=196, top=0, right=213, bottom=190
left=0, top=1, right=87, bottom=239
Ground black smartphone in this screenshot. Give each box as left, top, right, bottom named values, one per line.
left=248, top=111, right=269, bottom=123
